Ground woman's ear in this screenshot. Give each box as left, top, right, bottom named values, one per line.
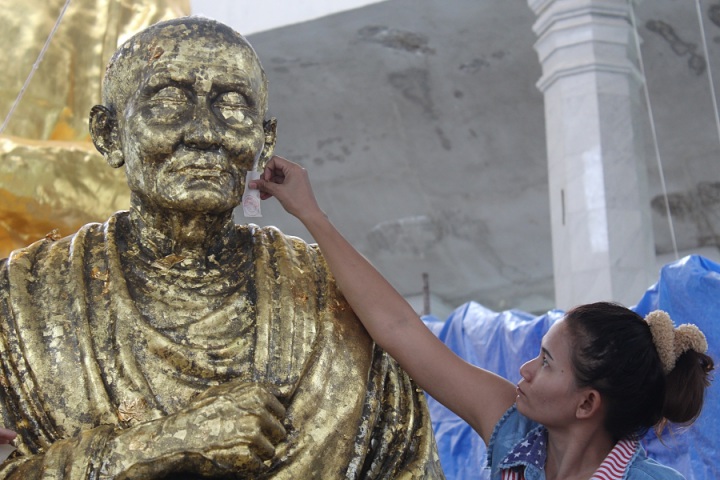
left=257, top=117, right=277, bottom=170
left=576, top=389, right=603, bottom=420
left=89, top=105, right=124, bottom=168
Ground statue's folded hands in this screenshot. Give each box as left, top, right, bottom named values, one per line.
left=99, top=382, right=287, bottom=479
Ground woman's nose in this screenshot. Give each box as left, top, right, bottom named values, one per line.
left=519, top=359, right=534, bottom=381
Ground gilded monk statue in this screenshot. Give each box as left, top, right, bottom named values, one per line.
left=0, top=17, right=442, bottom=479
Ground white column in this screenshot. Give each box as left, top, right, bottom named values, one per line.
left=527, top=0, right=655, bottom=309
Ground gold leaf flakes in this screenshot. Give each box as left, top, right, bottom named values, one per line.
left=118, top=397, right=148, bottom=424
left=152, top=254, right=186, bottom=269
left=90, top=267, right=108, bottom=282
left=44, top=229, right=61, bottom=241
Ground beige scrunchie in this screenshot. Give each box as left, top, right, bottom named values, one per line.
left=645, top=310, right=708, bottom=374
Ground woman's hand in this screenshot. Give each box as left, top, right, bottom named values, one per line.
left=0, top=428, right=16, bottom=444
left=250, top=156, right=324, bottom=223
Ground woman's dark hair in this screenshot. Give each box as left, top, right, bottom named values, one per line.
left=564, top=302, right=714, bottom=442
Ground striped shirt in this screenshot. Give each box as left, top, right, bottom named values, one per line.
left=500, top=431, right=638, bottom=480
left=591, top=439, right=639, bottom=480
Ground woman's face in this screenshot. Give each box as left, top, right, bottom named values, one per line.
left=516, top=319, right=590, bottom=428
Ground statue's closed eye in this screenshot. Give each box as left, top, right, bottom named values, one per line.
left=152, top=86, right=189, bottom=104
left=144, top=86, right=190, bottom=120
left=213, top=92, right=254, bottom=126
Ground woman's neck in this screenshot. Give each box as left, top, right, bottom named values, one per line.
left=544, top=425, right=615, bottom=480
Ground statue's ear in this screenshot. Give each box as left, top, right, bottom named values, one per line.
left=257, top=117, right=277, bottom=170
left=89, top=105, right=124, bottom=168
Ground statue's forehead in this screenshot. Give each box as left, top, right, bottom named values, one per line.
left=140, top=60, right=261, bottom=97
left=143, top=51, right=262, bottom=81
left=125, top=33, right=263, bottom=86
left=142, top=31, right=259, bottom=66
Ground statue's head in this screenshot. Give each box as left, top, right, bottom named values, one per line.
left=90, top=16, right=277, bottom=214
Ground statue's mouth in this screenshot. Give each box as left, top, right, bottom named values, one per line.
left=176, top=165, right=228, bottom=176
left=169, top=146, right=234, bottom=176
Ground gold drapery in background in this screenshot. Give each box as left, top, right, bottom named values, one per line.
left=0, top=0, right=191, bottom=142
left=0, top=0, right=190, bottom=258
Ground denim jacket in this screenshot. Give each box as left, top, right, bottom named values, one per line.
left=485, top=406, right=685, bottom=480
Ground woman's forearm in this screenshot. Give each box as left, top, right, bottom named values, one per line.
left=253, top=156, right=518, bottom=442
left=300, top=211, right=418, bottom=351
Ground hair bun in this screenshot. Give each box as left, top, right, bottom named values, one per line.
left=645, top=310, right=708, bottom=374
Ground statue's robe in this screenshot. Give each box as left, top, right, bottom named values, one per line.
left=0, top=212, right=443, bottom=478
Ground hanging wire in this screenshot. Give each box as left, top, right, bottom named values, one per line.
left=0, top=0, right=73, bottom=135
left=695, top=0, right=720, bottom=149
left=629, top=0, right=680, bottom=260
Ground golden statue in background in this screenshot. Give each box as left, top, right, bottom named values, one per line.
left=0, top=0, right=190, bottom=257
left=0, top=16, right=443, bottom=478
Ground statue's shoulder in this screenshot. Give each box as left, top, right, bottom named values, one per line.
left=2, top=213, right=123, bottom=266
left=239, top=223, right=318, bottom=251
left=238, top=223, right=330, bottom=279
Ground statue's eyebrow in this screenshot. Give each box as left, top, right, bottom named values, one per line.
left=144, top=70, right=195, bottom=90
left=210, top=76, right=254, bottom=93
left=210, top=77, right=259, bottom=105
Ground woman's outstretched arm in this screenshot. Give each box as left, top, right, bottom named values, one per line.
left=251, top=156, right=517, bottom=443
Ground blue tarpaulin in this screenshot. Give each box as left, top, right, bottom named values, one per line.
left=422, top=255, right=720, bottom=479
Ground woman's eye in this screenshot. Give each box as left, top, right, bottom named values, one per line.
left=214, top=92, right=254, bottom=126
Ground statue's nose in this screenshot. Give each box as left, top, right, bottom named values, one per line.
left=184, top=104, right=221, bottom=149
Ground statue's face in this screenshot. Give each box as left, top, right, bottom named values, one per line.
left=117, top=31, right=267, bottom=213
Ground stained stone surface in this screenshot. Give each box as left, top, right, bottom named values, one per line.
left=197, top=0, right=720, bottom=316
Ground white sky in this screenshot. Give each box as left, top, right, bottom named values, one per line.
left=190, top=0, right=388, bottom=35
